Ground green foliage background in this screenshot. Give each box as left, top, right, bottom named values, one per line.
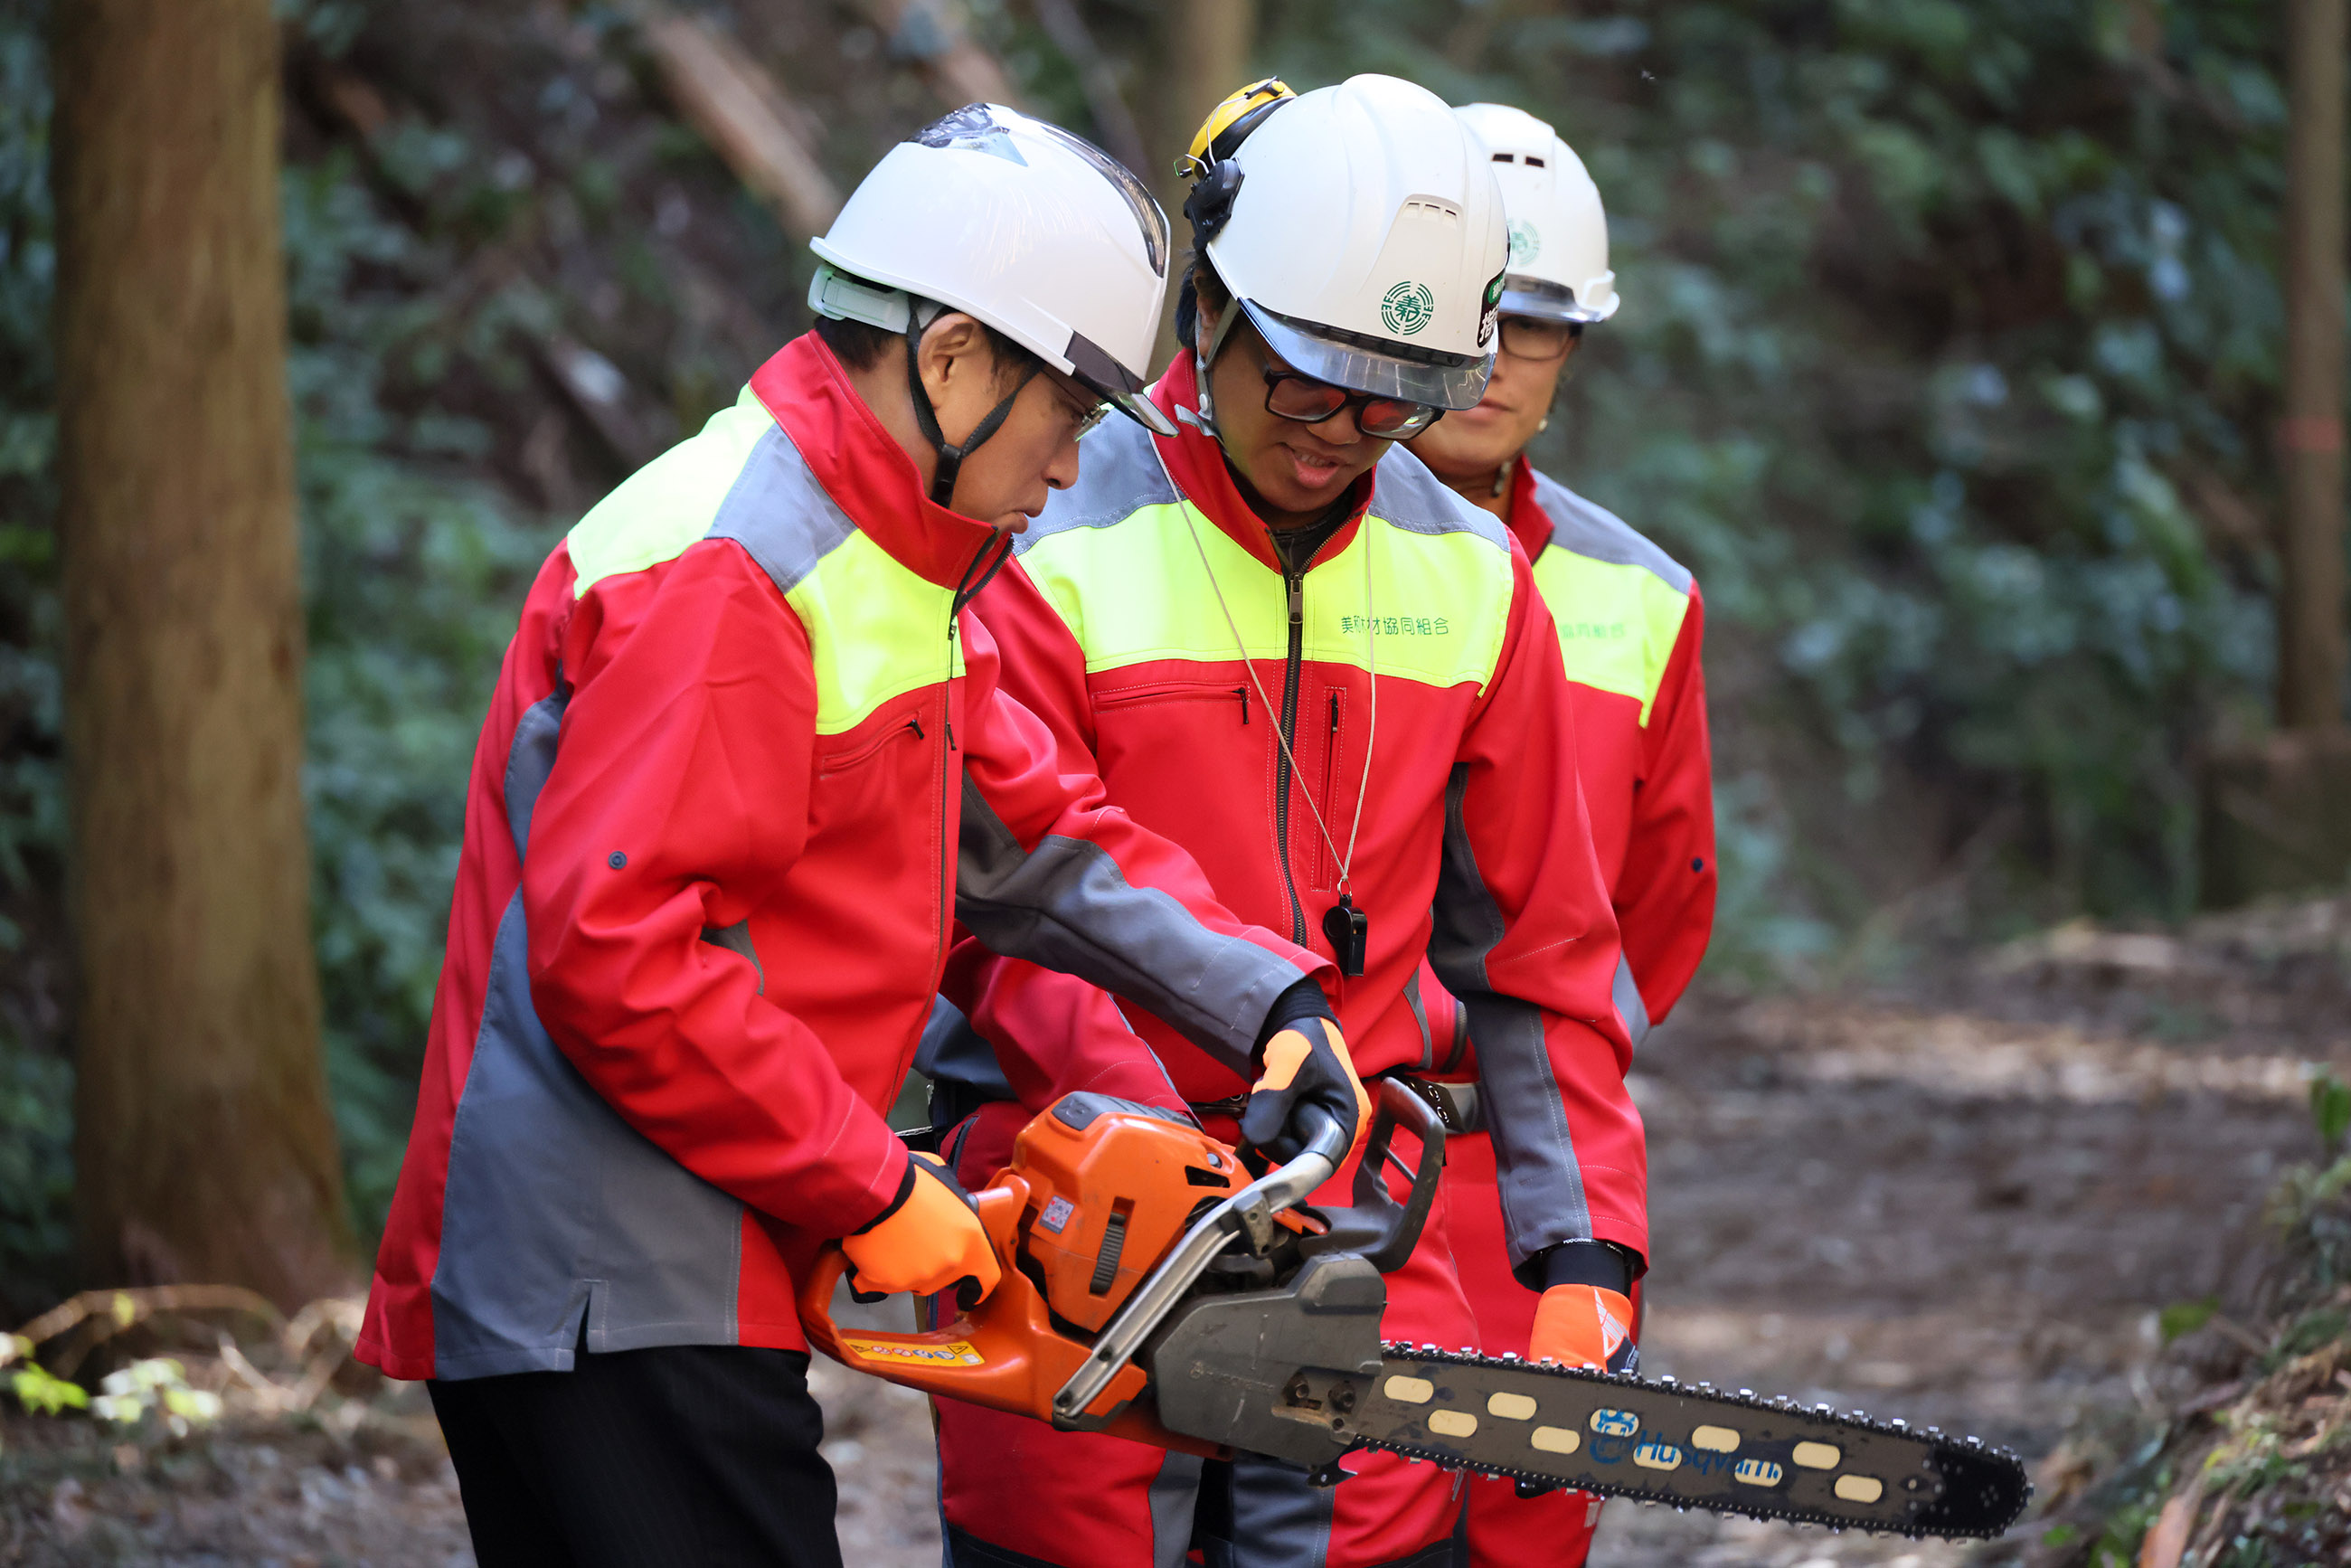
left=0, top=0, right=2316, bottom=1300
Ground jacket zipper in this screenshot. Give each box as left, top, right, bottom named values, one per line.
left=1320, top=690, right=1343, bottom=888
left=938, top=534, right=1013, bottom=967
left=1273, top=569, right=1308, bottom=947
left=939, top=615, right=959, bottom=965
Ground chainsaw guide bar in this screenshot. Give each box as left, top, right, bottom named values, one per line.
left=1309, top=1345, right=2031, bottom=1540
left=803, top=1085, right=2033, bottom=1546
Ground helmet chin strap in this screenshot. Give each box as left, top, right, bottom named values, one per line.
left=1189, top=299, right=1245, bottom=448
left=905, top=315, right=1043, bottom=510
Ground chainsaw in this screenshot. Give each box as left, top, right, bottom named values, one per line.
left=798, top=1081, right=2030, bottom=1541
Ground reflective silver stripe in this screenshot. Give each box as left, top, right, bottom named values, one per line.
left=703, top=421, right=859, bottom=595
left=1368, top=442, right=1514, bottom=549
left=1148, top=1450, right=1206, bottom=1568
left=1015, top=414, right=1181, bottom=557
left=1427, top=764, right=1593, bottom=1269
left=430, top=684, right=749, bottom=1380
left=1529, top=468, right=1693, bottom=594
left=500, top=685, right=570, bottom=862
left=954, top=779, right=1307, bottom=1074
left=1402, top=964, right=1433, bottom=1070
left=1612, top=950, right=1651, bottom=1052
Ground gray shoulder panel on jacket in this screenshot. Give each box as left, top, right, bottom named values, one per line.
left=1368, top=446, right=1512, bottom=550
left=703, top=421, right=859, bottom=595
left=1015, top=418, right=1182, bottom=557
left=1528, top=468, right=1693, bottom=594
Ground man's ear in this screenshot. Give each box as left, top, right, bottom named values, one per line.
left=914, top=313, right=992, bottom=402
left=1194, top=292, right=1223, bottom=344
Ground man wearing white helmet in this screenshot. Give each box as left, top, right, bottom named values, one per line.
left=924, top=78, right=1648, bottom=1568
left=1410, top=101, right=1717, bottom=1568
left=354, top=104, right=1370, bottom=1568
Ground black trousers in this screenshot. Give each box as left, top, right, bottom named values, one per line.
left=429, top=1345, right=841, bottom=1568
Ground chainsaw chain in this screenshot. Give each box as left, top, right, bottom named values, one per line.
left=1340, top=1342, right=2032, bottom=1541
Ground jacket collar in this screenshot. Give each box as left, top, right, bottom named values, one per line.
left=750, top=333, right=1006, bottom=591
left=1503, top=454, right=1550, bottom=561
left=1150, top=352, right=1375, bottom=576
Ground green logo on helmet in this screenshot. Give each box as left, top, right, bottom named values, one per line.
left=1508, top=220, right=1542, bottom=265
left=1381, top=280, right=1437, bottom=336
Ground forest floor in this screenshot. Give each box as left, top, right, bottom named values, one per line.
left=3, top=899, right=2343, bottom=1567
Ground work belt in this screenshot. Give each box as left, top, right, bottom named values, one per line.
left=1186, top=1075, right=1484, bottom=1137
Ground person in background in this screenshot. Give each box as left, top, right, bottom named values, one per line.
left=354, top=104, right=1370, bottom=1568
left=1408, top=100, right=1717, bottom=1568
left=923, top=76, right=1648, bottom=1568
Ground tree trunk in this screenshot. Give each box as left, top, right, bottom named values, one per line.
left=1147, top=0, right=1256, bottom=370
left=2279, top=0, right=2347, bottom=730
left=53, top=0, right=353, bottom=1306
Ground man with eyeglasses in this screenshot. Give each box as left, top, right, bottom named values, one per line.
left=920, top=76, right=1648, bottom=1568
left=1407, top=101, right=1717, bottom=1568
left=353, top=105, right=1374, bottom=1568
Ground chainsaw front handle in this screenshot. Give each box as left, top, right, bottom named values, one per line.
left=1298, top=1074, right=1448, bottom=1274
left=1048, top=1081, right=1435, bottom=1426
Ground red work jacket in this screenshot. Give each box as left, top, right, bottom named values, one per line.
left=940, top=355, right=1647, bottom=1269
left=358, top=335, right=1327, bottom=1382
left=1502, top=457, right=1714, bottom=1037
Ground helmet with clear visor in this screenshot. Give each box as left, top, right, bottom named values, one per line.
left=810, top=103, right=1177, bottom=439
left=1453, top=102, right=1619, bottom=327
left=1184, top=75, right=1509, bottom=420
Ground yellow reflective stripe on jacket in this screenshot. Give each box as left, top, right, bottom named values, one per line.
left=785, top=530, right=960, bottom=734
left=1018, top=501, right=1512, bottom=693
left=1522, top=468, right=1695, bottom=727
left=569, top=388, right=773, bottom=597
left=564, top=383, right=958, bottom=737
left=1531, top=548, right=1691, bottom=726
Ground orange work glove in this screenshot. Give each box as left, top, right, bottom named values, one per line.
left=1529, top=1284, right=1638, bottom=1374
left=1241, top=1012, right=1372, bottom=1167
left=841, top=1153, right=1003, bottom=1301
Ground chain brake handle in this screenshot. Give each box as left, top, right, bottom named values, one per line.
left=1295, top=1076, right=1447, bottom=1274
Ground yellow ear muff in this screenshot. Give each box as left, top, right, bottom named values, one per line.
left=1176, top=78, right=1296, bottom=181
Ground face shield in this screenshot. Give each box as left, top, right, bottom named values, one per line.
left=1235, top=298, right=1494, bottom=412
left=1496, top=275, right=1608, bottom=326
left=1064, top=328, right=1177, bottom=438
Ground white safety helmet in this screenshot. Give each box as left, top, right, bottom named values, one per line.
left=1454, top=103, right=1618, bottom=325
left=809, top=103, right=1177, bottom=441
left=1187, top=75, right=1509, bottom=413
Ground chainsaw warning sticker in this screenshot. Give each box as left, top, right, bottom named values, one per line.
left=843, top=1337, right=984, bottom=1367
left=1037, top=1196, right=1075, bottom=1233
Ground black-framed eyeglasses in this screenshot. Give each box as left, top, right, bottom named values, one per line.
left=1259, top=366, right=1444, bottom=439
left=1497, top=316, right=1584, bottom=364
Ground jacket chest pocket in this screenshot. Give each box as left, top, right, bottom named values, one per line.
left=1092, top=678, right=1254, bottom=725
left=807, top=712, right=939, bottom=855
left=816, top=713, right=925, bottom=779
left=1087, top=675, right=1260, bottom=843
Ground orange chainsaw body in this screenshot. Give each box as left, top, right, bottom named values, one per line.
left=797, top=1099, right=1246, bottom=1451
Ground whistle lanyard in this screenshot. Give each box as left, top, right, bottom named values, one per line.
left=1163, top=458, right=1379, bottom=977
